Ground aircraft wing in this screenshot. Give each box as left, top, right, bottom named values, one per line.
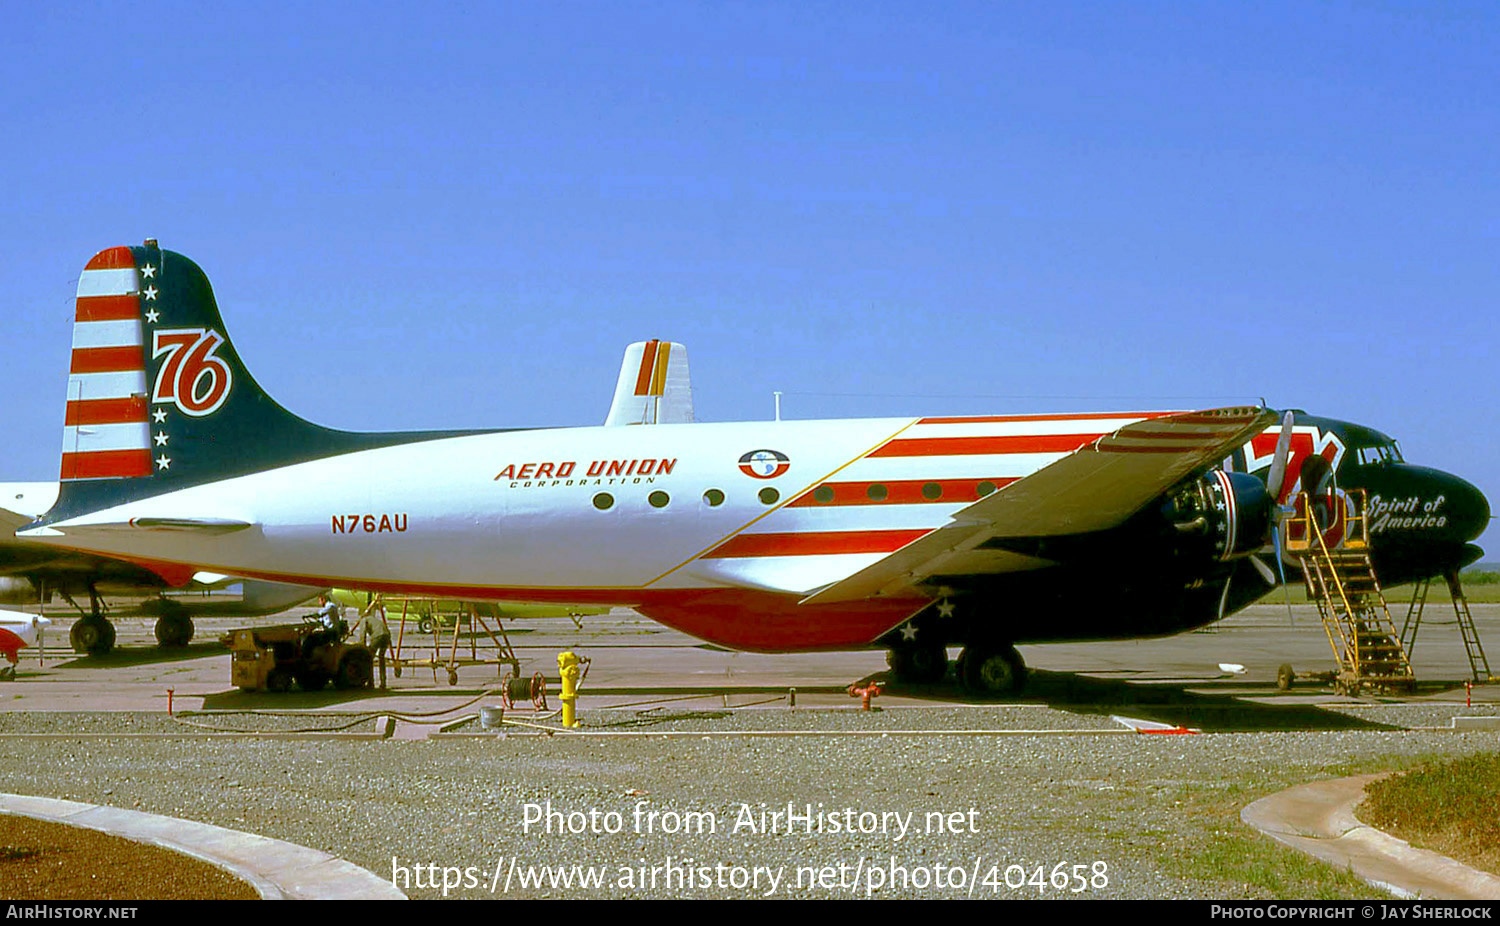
left=800, top=406, right=1278, bottom=605
left=0, top=507, right=29, bottom=536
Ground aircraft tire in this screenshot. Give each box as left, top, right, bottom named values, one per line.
left=886, top=643, right=948, bottom=684
left=70, top=618, right=115, bottom=656
left=959, top=643, right=1027, bottom=698
left=154, top=614, right=195, bottom=648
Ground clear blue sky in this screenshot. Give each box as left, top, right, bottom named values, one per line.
left=2, top=2, right=1496, bottom=552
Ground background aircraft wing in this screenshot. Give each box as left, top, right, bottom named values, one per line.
left=800, top=406, right=1278, bottom=604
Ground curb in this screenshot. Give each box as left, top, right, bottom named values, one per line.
left=0, top=793, right=405, bottom=900
left=1241, top=774, right=1500, bottom=900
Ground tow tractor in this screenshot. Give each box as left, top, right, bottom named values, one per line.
left=224, top=614, right=374, bottom=692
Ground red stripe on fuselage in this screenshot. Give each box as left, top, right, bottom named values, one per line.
left=702, top=529, right=930, bottom=558
left=871, top=434, right=1102, bottom=457
left=787, top=477, right=1018, bottom=507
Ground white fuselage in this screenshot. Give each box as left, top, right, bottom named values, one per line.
left=37, top=414, right=1157, bottom=605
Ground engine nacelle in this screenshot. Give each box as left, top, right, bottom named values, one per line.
left=0, top=577, right=40, bottom=605
left=1162, top=470, right=1273, bottom=561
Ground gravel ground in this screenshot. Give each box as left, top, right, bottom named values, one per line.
left=0, top=708, right=1495, bottom=899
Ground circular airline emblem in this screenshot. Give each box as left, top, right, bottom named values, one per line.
left=738, top=449, right=790, bottom=479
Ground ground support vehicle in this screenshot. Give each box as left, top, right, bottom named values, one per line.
left=224, top=618, right=374, bottom=692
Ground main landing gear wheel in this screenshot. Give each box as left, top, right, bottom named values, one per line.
left=958, top=643, right=1027, bottom=698
left=70, top=618, right=116, bottom=657
left=154, top=613, right=195, bottom=648
left=886, top=642, right=949, bottom=684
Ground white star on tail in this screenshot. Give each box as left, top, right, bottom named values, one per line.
left=899, top=623, right=919, bottom=641
left=155, top=455, right=171, bottom=470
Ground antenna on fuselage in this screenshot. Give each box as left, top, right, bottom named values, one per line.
left=774, top=391, right=782, bottom=422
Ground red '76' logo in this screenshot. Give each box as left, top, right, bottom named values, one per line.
left=151, top=328, right=233, bottom=417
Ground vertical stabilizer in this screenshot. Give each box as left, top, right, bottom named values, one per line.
left=40, top=241, right=496, bottom=525
left=604, top=340, right=694, bottom=425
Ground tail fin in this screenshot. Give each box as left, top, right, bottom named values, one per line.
left=45, top=241, right=485, bottom=523
left=604, top=340, right=694, bottom=426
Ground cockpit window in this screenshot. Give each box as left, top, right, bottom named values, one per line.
left=1356, top=441, right=1403, bottom=466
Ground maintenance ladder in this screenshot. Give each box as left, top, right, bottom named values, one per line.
left=1285, top=490, right=1415, bottom=696
left=1400, top=571, right=1494, bottom=684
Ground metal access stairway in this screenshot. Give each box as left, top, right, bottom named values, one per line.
left=1285, top=490, right=1415, bottom=696
left=1400, top=571, right=1494, bottom=684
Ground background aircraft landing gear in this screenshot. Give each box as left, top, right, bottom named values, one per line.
left=886, top=641, right=949, bottom=684
left=957, top=642, right=1027, bottom=698
left=69, top=616, right=116, bottom=656
left=69, top=587, right=117, bottom=656
left=153, top=609, right=195, bottom=648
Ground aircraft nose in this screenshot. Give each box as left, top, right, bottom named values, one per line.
left=1358, top=464, right=1489, bottom=546
left=1444, top=473, right=1490, bottom=543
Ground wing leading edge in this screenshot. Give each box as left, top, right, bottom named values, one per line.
left=800, top=406, right=1279, bottom=604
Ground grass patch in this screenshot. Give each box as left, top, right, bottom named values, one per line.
left=1360, top=753, right=1500, bottom=876
left=1176, top=828, right=1375, bottom=900
left=1160, top=779, right=1383, bottom=899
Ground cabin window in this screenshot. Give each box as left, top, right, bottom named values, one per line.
left=814, top=486, right=835, bottom=503
left=867, top=484, right=888, bottom=501
left=593, top=493, right=614, bottom=510
left=977, top=481, right=996, bottom=497
left=758, top=487, right=780, bottom=505
left=922, top=482, right=942, bottom=500
left=649, top=491, right=670, bottom=508
left=703, top=488, right=725, bottom=507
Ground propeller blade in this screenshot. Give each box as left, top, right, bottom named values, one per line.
left=1265, top=410, right=1295, bottom=501
left=1272, top=522, right=1295, bottom=626
left=1249, top=554, right=1277, bottom=585
left=1216, top=570, right=1234, bottom=623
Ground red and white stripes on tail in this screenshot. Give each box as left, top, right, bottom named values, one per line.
left=62, top=247, right=151, bottom=480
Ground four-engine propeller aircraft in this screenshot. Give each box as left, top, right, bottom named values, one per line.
left=16, top=242, right=1490, bottom=694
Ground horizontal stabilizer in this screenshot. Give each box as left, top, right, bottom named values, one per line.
left=20, top=517, right=254, bottom=536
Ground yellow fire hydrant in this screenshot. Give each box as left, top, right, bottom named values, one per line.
left=558, top=650, right=590, bottom=728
